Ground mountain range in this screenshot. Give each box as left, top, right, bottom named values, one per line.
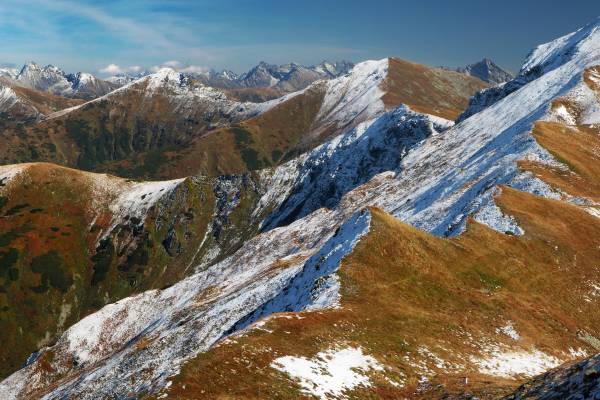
left=0, top=18, right=599, bottom=400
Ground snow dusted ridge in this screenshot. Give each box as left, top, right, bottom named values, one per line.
left=259, top=104, right=453, bottom=230
left=4, top=20, right=600, bottom=398
left=0, top=83, right=46, bottom=119
left=271, top=347, right=384, bottom=400
left=102, top=177, right=185, bottom=236
left=545, top=68, right=600, bottom=125
left=315, top=58, right=388, bottom=131
left=0, top=206, right=373, bottom=399
left=0, top=164, right=29, bottom=187
left=0, top=85, right=20, bottom=112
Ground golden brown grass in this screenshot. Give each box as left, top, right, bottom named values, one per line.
left=382, top=58, right=488, bottom=120
left=151, top=83, right=328, bottom=177
left=152, top=104, right=600, bottom=399
left=156, top=187, right=600, bottom=399
left=519, top=121, right=600, bottom=203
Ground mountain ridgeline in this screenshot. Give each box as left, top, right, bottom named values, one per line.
left=0, top=18, right=600, bottom=400
left=0, top=58, right=486, bottom=180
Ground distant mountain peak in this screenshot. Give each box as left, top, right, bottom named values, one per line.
left=449, top=58, right=514, bottom=84
left=10, top=61, right=118, bottom=100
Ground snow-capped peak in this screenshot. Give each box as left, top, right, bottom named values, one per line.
left=143, top=68, right=189, bottom=92
left=67, top=72, right=97, bottom=89
left=316, top=58, right=389, bottom=129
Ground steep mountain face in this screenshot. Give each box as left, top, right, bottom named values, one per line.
left=2, top=19, right=599, bottom=399
left=0, top=162, right=271, bottom=380
left=65, top=72, right=120, bottom=100
left=450, top=58, right=514, bottom=84
left=0, top=66, right=18, bottom=79
left=0, top=59, right=484, bottom=179
left=7, top=62, right=118, bottom=100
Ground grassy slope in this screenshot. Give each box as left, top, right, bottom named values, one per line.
left=155, top=119, right=600, bottom=399
left=0, top=164, right=218, bottom=379
left=383, top=58, right=489, bottom=120
left=151, top=84, right=329, bottom=177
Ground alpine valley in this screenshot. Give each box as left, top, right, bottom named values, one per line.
left=0, top=16, right=600, bottom=400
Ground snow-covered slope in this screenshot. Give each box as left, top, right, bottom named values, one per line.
left=0, top=66, right=18, bottom=79
left=0, top=85, right=21, bottom=113
left=3, top=19, right=600, bottom=399
left=0, top=81, right=78, bottom=119
left=14, top=62, right=73, bottom=96
left=314, top=59, right=388, bottom=132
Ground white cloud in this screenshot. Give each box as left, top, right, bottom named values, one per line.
left=99, top=64, right=145, bottom=76
left=99, top=63, right=124, bottom=74
left=162, top=60, right=181, bottom=68
left=149, top=61, right=209, bottom=75
left=179, top=65, right=209, bottom=74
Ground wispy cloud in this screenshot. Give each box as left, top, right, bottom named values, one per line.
left=99, top=61, right=209, bottom=76
left=0, top=0, right=218, bottom=69
left=99, top=64, right=144, bottom=75
left=0, top=0, right=369, bottom=74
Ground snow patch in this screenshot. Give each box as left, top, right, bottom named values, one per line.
left=271, top=347, right=384, bottom=400
left=473, top=190, right=524, bottom=235
left=568, top=347, right=588, bottom=358
left=0, top=164, right=28, bottom=187
left=471, top=345, right=560, bottom=378
left=584, top=206, right=600, bottom=219
left=0, top=85, right=20, bottom=112
left=496, top=322, right=521, bottom=341
left=550, top=104, right=577, bottom=125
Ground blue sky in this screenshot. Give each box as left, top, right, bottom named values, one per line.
left=0, top=0, right=598, bottom=75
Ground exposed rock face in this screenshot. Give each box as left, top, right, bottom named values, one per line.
left=504, top=354, right=600, bottom=399
left=7, top=61, right=118, bottom=99
left=455, top=58, right=514, bottom=84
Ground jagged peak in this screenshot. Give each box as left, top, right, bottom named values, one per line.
left=143, top=67, right=188, bottom=91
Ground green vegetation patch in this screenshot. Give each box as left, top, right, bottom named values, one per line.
left=232, top=127, right=264, bottom=170
left=0, top=248, right=19, bottom=275
left=91, top=238, right=114, bottom=286
left=0, top=230, right=19, bottom=247
left=29, top=251, right=73, bottom=293
left=4, top=203, right=29, bottom=216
